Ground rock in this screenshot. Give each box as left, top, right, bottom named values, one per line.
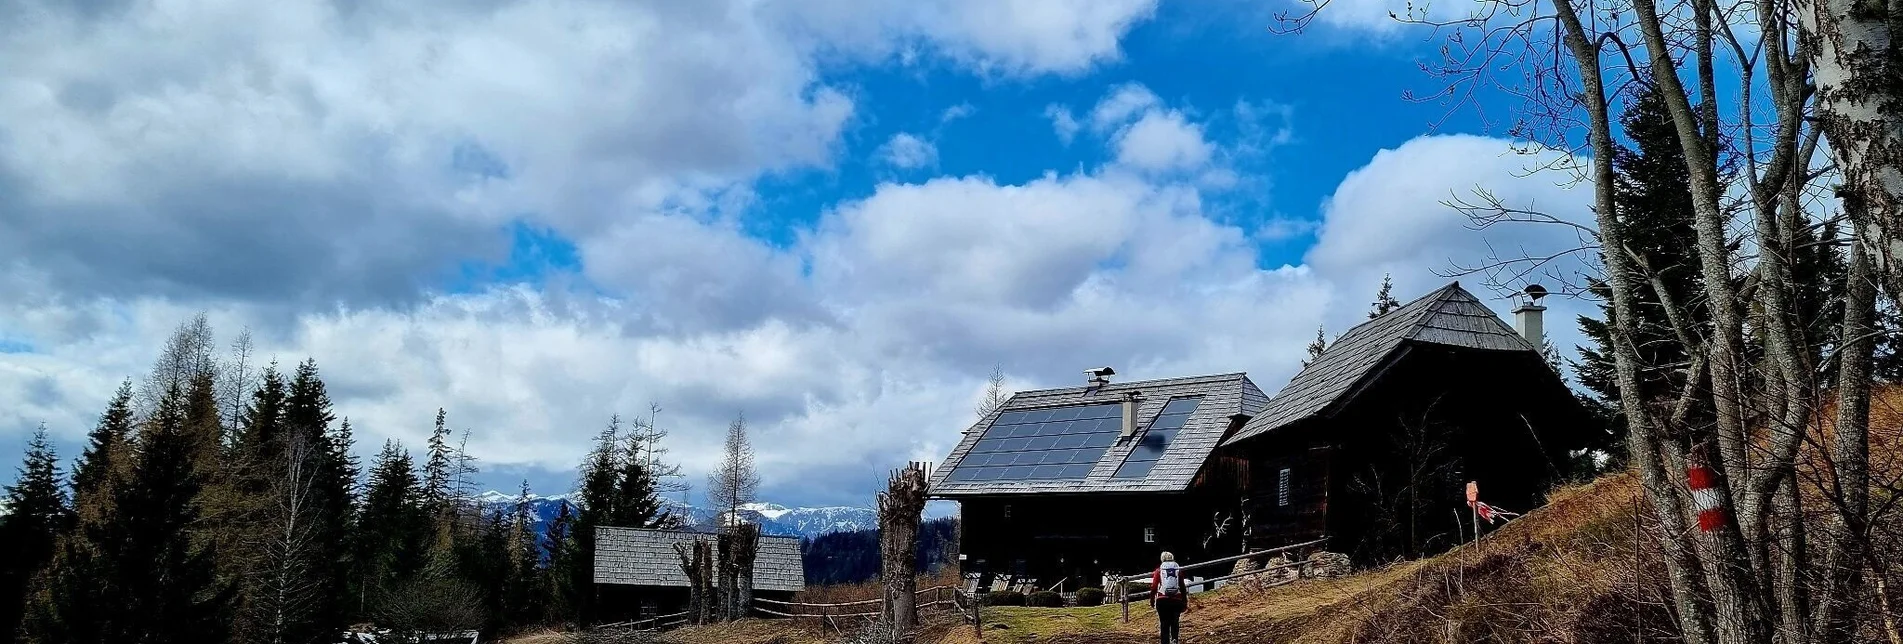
left=1303, top=551, right=1353, bottom=578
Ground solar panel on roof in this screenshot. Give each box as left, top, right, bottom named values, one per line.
left=946, top=402, right=1124, bottom=482
left=1113, top=397, right=1203, bottom=479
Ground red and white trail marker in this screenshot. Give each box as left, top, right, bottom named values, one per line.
left=1686, top=462, right=1728, bottom=532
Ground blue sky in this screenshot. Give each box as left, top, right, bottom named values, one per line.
left=0, top=0, right=1604, bottom=509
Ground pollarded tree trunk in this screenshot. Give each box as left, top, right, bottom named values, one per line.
left=1796, top=0, right=1903, bottom=302
left=674, top=538, right=714, bottom=625
left=879, top=463, right=931, bottom=637
left=730, top=524, right=759, bottom=622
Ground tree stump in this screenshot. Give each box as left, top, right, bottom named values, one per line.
left=879, top=462, right=931, bottom=638
left=730, top=523, right=760, bottom=621
left=674, top=537, right=715, bottom=625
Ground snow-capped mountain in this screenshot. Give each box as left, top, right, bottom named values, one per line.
left=474, top=493, right=876, bottom=542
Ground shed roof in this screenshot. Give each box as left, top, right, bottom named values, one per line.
left=592, top=526, right=805, bottom=592
left=1222, top=281, right=1538, bottom=447
left=928, top=372, right=1267, bottom=497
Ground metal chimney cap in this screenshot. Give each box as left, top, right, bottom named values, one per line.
left=1523, top=284, right=1548, bottom=302
left=1084, top=366, right=1116, bottom=378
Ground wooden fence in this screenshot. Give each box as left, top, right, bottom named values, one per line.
left=1113, top=537, right=1331, bottom=623
left=751, top=584, right=983, bottom=638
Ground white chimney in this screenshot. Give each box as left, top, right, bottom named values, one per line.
left=1119, top=391, right=1142, bottom=440
left=1513, top=284, right=1549, bottom=348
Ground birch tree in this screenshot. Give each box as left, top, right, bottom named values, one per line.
left=1268, top=0, right=1891, bottom=639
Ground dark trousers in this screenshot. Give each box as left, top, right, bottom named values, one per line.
left=1155, top=596, right=1184, bottom=644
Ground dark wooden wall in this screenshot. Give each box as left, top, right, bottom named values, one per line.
left=1230, top=343, right=1586, bottom=563
left=957, top=493, right=1229, bottom=590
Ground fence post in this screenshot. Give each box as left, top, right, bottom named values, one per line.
left=1119, top=580, right=1129, bottom=623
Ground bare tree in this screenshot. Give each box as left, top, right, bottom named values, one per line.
left=219, top=329, right=256, bottom=442
left=706, top=414, right=760, bottom=528
left=243, top=430, right=324, bottom=644
left=141, top=313, right=217, bottom=418
left=975, top=365, right=1010, bottom=419
left=1266, top=0, right=1887, bottom=637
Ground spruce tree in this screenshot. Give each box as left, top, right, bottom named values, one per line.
left=72, top=380, right=134, bottom=516
left=1571, top=85, right=1707, bottom=461
left=541, top=501, right=576, bottom=626
left=569, top=418, right=623, bottom=625
left=610, top=429, right=665, bottom=529
left=105, top=380, right=235, bottom=643
left=238, top=363, right=289, bottom=461
left=1303, top=325, right=1327, bottom=367
left=421, top=409, right=454, bottom=523
left=262, top=358, right=353, bottom=644
left=1368, top=273, right=1401, bottom=318
left=1, top=427, right=70, bottom=641
left=354, top=441, right=428, bottom=616
left=506, top=481, right=544, bottom=629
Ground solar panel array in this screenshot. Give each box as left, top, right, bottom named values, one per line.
left=1113, top=397, right=1203, bottom=479
left=944, top=403, right=1124, bottom=482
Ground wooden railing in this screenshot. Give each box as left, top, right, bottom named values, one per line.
left=1114, top=537, right=1330, bottom=622
left=594, top=611, right=689, bottom=632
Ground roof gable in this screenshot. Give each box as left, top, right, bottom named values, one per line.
left=929, top=373, right=1258, bottom=497
left=592, top=526, right=805, bottom=592
left=1222, top=282, right=1536, bottom=447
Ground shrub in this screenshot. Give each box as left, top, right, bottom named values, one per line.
left=1125, top=582, right=1152, bottom=597
left=1027, top=591, right=1064, bottom=608
left=982, top=590, right=1026, bottom=607
left=1074, top=587, right=1106, bottom=607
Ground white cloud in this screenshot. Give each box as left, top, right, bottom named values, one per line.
left=878, top=133, right=940, bottom=170
left=1046, top=105, right=1082, bottom=144
left=941, top=103, right=977, bottom=123
left=1306, top=134, right=1596, bottom=351
left=1113, top=111, right=1215, bottom=172
left=0, top=0, right=1598, bottom=508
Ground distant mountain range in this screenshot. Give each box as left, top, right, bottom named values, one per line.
left=473, top=491, right=879, bottom=542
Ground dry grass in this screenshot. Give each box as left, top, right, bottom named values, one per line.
left=794, top=569, right=964, bottom=607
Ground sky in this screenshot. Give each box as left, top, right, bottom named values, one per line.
left=0, top=0, right=1608, bottom=510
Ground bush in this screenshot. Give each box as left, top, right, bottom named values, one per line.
left=1074, top=587, right=1106, bottom=607
left=1125, top=582, right=1152, bottom=596
left=982, top=590, right=1026, bottom=607
left=1026, top=591, right=1064, bottom=608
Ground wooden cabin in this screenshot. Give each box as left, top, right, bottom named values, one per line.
left=928, top=282, right=1589, bottom=590
left=591, top=526, right=805, bottom=621
left=1219, top=282, right=1589, bottom=562
left=929, top=373, right=1272, bottom=591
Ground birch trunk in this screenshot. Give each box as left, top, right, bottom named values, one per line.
left=1796, top=0, right=1903, bottom=301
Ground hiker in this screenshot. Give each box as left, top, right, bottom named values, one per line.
left=1149, top=551, right=1191, bottom=644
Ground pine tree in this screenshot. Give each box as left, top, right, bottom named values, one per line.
left=1368, top=273, right=1401, bottom=319
left=72, top=380, right=134, bottom=516
left=1303, top=326, right=1328, bottom=368
left=1, top=427, right=70, bottom=641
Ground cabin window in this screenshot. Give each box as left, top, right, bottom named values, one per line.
left=1278, top=468, right=1292, bottom=507
left=1143, top=525, right=1156, bottom=543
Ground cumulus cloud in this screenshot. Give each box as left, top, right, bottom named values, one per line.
left=0, top=1, right=1597, bottom=508
left=878, top=133, right=940, bottom=170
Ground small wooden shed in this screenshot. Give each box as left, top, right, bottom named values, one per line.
left=591, top=526, right=805, bottom=621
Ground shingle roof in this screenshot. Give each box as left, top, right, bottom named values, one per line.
left=592, top=526, right=805, bottom=592
left=1222, top=281, right=1536, bottom=447
left=929, top=372, right=1264, bottom=497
